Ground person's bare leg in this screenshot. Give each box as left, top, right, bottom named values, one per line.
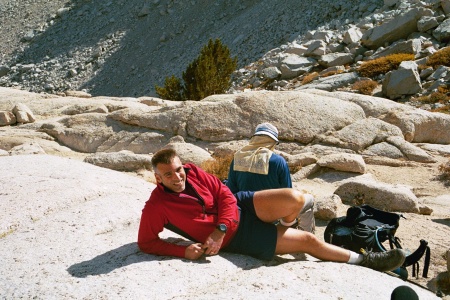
left=274, top=227, right=350, bottom=262
left=253, top=188, right=305, bottom=224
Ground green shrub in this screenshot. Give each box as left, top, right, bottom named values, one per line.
left=426, top=46, right=450, bottom=69
left=357, top=53, right=415, bottom=78
left=155, top=75, right=184, bottom=101
left=155, top=39, right=237, bottom=101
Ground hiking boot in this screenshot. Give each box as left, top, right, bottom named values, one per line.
left=359, top=248, right=406, bottom=272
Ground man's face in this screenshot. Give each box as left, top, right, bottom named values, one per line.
left=154, top=156, right=186, bottom=193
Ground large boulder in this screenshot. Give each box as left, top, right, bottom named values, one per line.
left=382, top=64, right=422, bottom=99
left=369, top=39, right=422, bottom=59
left=40, top=113, right=171, bottom=154
left=1, top=155, right=438, bottom=299
left=380, top=109, right=450, bottom=144
left=317, top=153, right=366, bottom=174
left=333, top=174, right=421, bottom=213
left=305, top=90, right=450, bottom=144
left=84, top=151, right=152, bottom=171
left=12, top=103, right=35, bottom=124
left=363, top=142, right=406, bottom=159
left=315, top=117, right=404, bottom=152
left=109, top=90, right=366, bottom=144
left=0, top=87, right=151, bottom=118
left=386, top=136, right=436, bottom=163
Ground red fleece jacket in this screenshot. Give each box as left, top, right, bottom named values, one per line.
left=137, top=163, right=240, bottom=258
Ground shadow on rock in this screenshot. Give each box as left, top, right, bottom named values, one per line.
left=432, top=218, right=450, bottom=227
left=67, top=242, right=149, bottom=278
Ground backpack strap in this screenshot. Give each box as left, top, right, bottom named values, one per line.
left=404, top=239, right=428, bottom=266
left=412, top=262, right=419, bottom=278
left=422, top=245, right=430, bottom=278
left=388, top=235, right=402, bottom=250
left=404, top=239, right=430, bottom=278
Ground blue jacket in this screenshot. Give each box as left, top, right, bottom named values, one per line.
left=226, top=153, right=292, bottom=193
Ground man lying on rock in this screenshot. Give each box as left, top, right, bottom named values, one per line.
left=138, top=148, right=405, bottom=272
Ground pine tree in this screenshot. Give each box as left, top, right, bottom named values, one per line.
left=183, top=39, right=237, bottom=100
left=155, top=39, right=237, bottom=101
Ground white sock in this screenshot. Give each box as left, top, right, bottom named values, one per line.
left=279, top=218, right=297, bottom=227
left=301, top=193, right=315, bottom=213
left=347, top=251, right=364, bottom=264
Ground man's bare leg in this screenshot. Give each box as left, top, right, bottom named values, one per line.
left=253, top=189, right=406, bottom=271
left=274, top=227, right=350, bottom=262
left=253, top=188, right=305, bottom=224
left=274, top=226, right=407, bottom=272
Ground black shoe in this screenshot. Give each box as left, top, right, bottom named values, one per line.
left=359, top=249, right=406, bottom=272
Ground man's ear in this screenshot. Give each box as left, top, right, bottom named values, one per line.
left=154, top=172, right=162, bottom=183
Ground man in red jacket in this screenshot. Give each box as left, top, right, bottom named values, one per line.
left=138, top=148, right=406, bottom=272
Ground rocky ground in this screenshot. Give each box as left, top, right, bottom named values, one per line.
left=0, top=0, right=383, bottom=96
left=0, top=86, right=449, bottom=298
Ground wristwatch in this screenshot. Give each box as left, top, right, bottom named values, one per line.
left=216, top=223, right=227, bottom=233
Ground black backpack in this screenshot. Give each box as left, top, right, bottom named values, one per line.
left=324, top=205, right=430, bottom=279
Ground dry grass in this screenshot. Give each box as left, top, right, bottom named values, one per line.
left=357, top=53, right=415, bottom=78
left=417, top=91, right=449, bottom=104
left=426, top=46, right=450, bottom=69
left=415, top=87, right=450, bottom=114
left=351, top=79, right=378, bottom=95
left=438, top=159, right=450, bottom=184
left=431, top=105, right=450, bottom=114
left=200, top=153, right=234, bottom=181
left=301, top=72, right=319, bottom=84
left=320, top=69, right=344, bottom=78
left=414, top=86, right=450, bottom=114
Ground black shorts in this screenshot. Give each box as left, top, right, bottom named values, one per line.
left=223, top=191, right=277, bottom=260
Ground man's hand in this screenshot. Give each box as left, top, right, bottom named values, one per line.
left=185, top=243, right=205, bottom=260
left=202, top=229, right=225, bottom=256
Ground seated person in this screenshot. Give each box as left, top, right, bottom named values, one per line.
left=227, top=122, right=314, bottom=232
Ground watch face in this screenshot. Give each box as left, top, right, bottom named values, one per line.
left=218, top=224, right=227, bottom=232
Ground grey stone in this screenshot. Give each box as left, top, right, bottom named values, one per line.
left=318, top=53, right=354, bottom=68
left=432, top=18, right=450, bottom=42
left=382, top=68, right=422, bottom=99
left=417, top=16, right=439, bottom=32
left=296, top=72, right=360, bottom=92
left=262, top=67, right=281, bottom=80
left=369, top=39, right=422, bottom=59
left=317, top=153, right=366, bottom=173
left=361, top=8, right=433, bottom=49
left=0, top=65, right=10, bottom=77
left=84, top=151, right=152, bottom=171
left=0, top=111, right=16, bottom=126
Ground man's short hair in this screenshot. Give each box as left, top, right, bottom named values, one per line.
left=151, top=148, right=178, bottom=170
